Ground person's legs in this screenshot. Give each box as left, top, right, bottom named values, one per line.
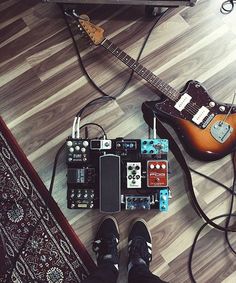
left=82, top=216, right=119, bottom=283
left=83, top=264, right=118, bottom=283
left=129, top=264, right=167, bottom=283
left=127, top=219, right=168, bottom=283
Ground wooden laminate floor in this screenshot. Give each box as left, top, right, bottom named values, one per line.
left=1, top=0, right=236, bottom=282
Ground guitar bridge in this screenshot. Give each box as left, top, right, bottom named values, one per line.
left=210, top=121, right=233, bottom=143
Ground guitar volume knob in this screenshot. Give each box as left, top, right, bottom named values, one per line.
left=209, top=101, right=215, bottom=108
left=219, top=106, right=225, bottom=112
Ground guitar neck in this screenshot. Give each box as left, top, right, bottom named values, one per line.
left=101, top=38, right=179, bottom=101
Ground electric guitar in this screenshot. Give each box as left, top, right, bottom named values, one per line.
left=70, top=13, right=236, bottom=161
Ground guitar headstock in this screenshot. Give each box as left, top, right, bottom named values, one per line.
left=65, top=10, right=105, bottom=45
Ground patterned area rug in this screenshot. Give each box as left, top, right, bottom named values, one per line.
left=0, top=117, right=95, bottom=282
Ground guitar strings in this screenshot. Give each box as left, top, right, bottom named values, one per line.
left=71, top=10, right=201, bottom=117
left=111, top=44, right=203, bottom=116
left=72, top=7, right=216, bottom=118
left=221, top=91, right=236, bottom=125
left=104, top=39, right=201, bottom=116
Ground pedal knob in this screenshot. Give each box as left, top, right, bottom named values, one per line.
left=69, top=147, right=74, bottom=153
left=83, top=141, right=89, bottom=147
left=67, top=141, right=73, bottom=147
left=161, top=195, right=167, bottom=201
left=81, top=147, right=86, bottom=153
left=156, top=164, right=160, bottom=169
left=75, top=146, right=80, bottom=151
left=161, top=164, right=166, bottom=169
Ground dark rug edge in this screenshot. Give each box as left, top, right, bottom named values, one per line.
left=0, top=116, right=96, bottom=273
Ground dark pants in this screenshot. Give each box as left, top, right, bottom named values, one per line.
left=83, top=263, right=168, bottom=283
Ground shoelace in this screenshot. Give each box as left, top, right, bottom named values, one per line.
left=92, top=233, right=118, bottom=262
left=129, top=236, right=152, bottom=264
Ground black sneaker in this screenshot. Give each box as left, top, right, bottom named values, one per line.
left=92, top=216, right=119, bottom=269
left=128, top=218, right=152, bottom=271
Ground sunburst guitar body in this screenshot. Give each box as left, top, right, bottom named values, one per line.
left=142, top=81, right=236, bottom=161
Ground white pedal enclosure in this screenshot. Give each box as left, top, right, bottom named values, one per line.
left=127, top=162, right=141, bottom=188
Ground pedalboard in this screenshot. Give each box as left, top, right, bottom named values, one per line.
left=66, top=138, right=170, bottom=212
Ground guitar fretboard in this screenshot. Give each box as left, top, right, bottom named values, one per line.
left=101, top=38, right=179, bottom=101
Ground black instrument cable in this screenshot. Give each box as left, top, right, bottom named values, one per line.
left=188, top=152, right=236, bottom=283
left=189, top=166, right=236, bottom=195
